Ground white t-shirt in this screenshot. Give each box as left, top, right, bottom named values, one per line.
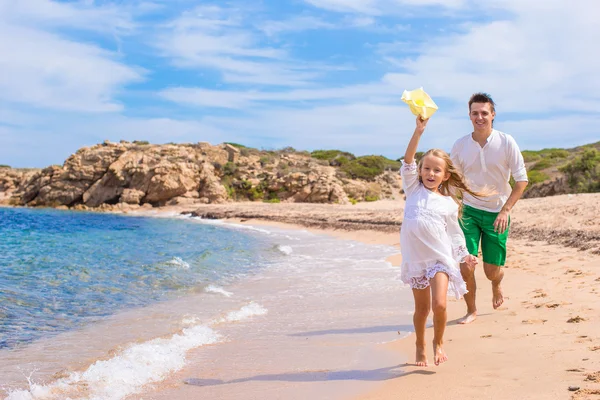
left=450, top=129, right=528, bottom=213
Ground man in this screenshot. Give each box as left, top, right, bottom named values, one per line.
left=450, top=93, right=528, bottom=324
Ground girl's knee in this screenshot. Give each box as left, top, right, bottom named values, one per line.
left=432, top=301, right=446, bottom=315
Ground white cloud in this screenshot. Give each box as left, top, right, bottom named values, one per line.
left=159, top=82, right=398, bottom=109
left=258, top=16, right=336, bottom=36
left=303, top=0, right=466, bottom=15
left=379, top=1, right=600, bottom=115
left=156, top=5, right=325, bottom=86
left=0, top=0, right=135, bottom=33
left=0, top=0, right=144, bottom=112
left=303, top=0, right=381, bottom=15
left=0, top=23, right=143, bottom=112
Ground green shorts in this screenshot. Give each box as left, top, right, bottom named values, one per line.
left=459, top=205, right=510, bottom=267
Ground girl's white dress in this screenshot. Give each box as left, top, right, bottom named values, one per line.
left=400, top=160, right=469, bottom=299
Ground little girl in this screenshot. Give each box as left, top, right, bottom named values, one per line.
left=400, top=116, right=482, bottom=367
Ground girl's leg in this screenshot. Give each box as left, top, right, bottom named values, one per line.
left=412, top=286, right=431, bottom=367
left=430, top=272, right=449, bottom=365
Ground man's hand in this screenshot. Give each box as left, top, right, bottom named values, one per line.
left=493, top=210, right=510, bottom=233
left=464, top=254, right=478, bottom=268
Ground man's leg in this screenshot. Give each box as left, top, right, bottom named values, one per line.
left=484, top=263, right=504, bottom=309
left=481, top=211, right=509, bottom=309
left=458, top=205, right=481, bottom=324
left=458, top=261, right=477, bottom=324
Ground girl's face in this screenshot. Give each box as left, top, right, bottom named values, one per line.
left=420, top=154, right=450, bottom=193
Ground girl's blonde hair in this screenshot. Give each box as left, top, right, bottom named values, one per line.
left=417, top=148, right=489, bottom=218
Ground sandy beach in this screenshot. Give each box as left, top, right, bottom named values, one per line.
left=146, top=193, right=600, bottom=400
left=2, top=193, right=599, bottom=400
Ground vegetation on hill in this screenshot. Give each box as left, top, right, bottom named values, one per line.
left=521, top=142, right=599, bottom=192
left=559, top=147, right=600, bottom=193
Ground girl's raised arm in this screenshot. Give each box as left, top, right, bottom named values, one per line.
left=404, top=116, right=429, bottom=164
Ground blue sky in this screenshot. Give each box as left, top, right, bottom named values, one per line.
left=1, top=0, right=599, bottom=168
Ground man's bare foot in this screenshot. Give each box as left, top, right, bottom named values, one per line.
left=433, top=342, right=448, bottom=366
left=458, top=312, right=477, bottom=324
left=492, top=282, right=504, bottom=309
left=415, top=345, right=428, bottom=367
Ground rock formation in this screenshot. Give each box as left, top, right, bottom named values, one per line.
left=0, top=141, right=403, bottom=210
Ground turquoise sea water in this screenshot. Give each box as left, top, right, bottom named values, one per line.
left=0, top=207, right=273, bottom=349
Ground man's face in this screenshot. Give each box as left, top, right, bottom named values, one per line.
left=469, top=102, right=495, bottom=131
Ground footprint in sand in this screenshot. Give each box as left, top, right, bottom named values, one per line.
left=589, top=346, right=600, bottom=352
left=567, top=316, right=586, bottom=323
left=522, top=319, right=547, bottom=324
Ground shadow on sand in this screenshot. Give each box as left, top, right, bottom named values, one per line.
left=183, top=363, right=435, bottom=387
left=288, top=324, right=414, bottom=337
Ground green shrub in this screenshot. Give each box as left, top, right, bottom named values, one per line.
left=530, top=158, right=556, bottom=171
left=263, top=198, right=281, bottom=203
left=311, top=150, right=355, bottom=161
left=341, top=156, right=387, bottom=180
left=223, top=162, right=237, bottom=176
left=540, top=148, right=569, bottom=159
left=365, top=195, right=378, bottom=202
left=559, top=148, right=600, bottom=193
left=225, top=142, right=247, bottom=149
left=248, top=187, right=264, bottom=200
left=527, top=170, right=550, bottom=185
left=133, top=140, right=150, bottom=145
left=521, top=151, right=542, bottom=163
left=259, top=155, right=274, bottom=166
left=348, top=197, right=358, bottom=205
left=0, top=164, right=10, bottom=168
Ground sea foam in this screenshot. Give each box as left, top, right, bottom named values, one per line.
left=5, top=302, right=268, bottom=400
left=204, top=284, right=233, bottom=297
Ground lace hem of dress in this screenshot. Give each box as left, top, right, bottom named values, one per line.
left=407, top=263, right=452, bottom=290
left=404, top=262, right=468, bottom=299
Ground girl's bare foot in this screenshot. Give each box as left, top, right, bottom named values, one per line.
left=433, top=341, right=448, bottom=366
left=415, top=345, right=428, bottom=367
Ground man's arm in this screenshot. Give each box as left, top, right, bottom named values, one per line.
left=494, top=136, right=528, bottom=233
left=493, top=180, right=527, bottom=233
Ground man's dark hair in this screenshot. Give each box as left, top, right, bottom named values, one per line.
left=468, top=92, right=495, bottom=113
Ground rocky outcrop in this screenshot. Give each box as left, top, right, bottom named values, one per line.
left=523, top=177, right=572, bottom=199
left=1, top=141, right=402, bottom=209
left=0, top=167, right=41, bottom=205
